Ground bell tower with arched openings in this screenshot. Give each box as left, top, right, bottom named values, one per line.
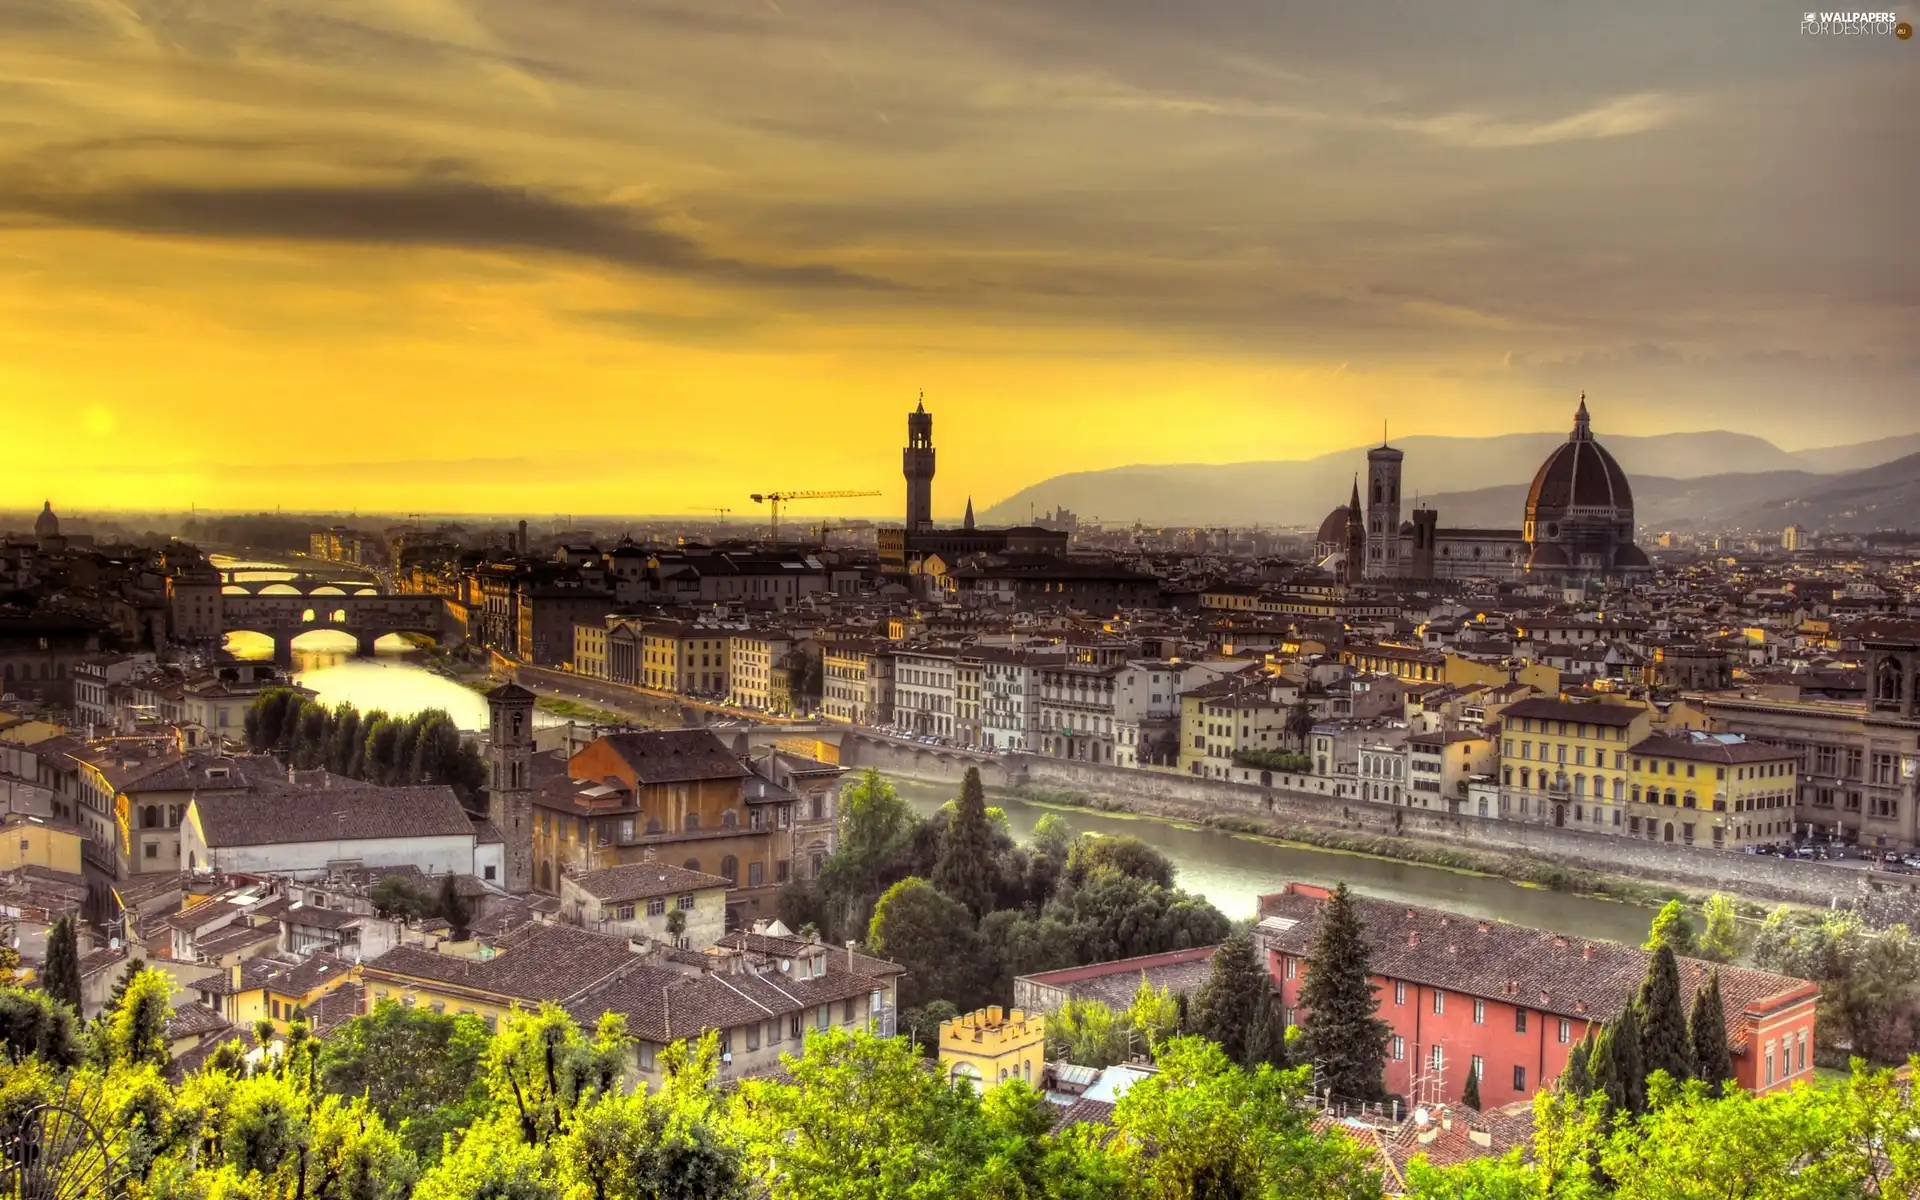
left=486, top=682, right=536, bottom=894
left=1865, top=628, right=1920, bottom=721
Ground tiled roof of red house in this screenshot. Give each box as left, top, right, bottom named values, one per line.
left=1257, top=886, right=1814, bottom=1055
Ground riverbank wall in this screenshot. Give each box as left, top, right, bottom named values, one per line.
left=500, top=663, right=697, bottom=728
left=842, top=733, right=1872, bottom=909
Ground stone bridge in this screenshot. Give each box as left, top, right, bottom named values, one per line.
left=218, top=573, right=381, bottom=595
left=219, top=591, right=444, bottom=665
left=712, top=721, right=1023, bottom=786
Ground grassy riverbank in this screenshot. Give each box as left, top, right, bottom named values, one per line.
left=998, top=782, right=1784, bottom=922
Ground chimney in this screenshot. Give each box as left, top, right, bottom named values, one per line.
left=1408, top=931, right=1420, bottom=948
left=1552, top=936, right=1568, bottom=949
left=1582, top=944, right=1593, bottom=961
left=1477, top=921, right=1491, bottom=934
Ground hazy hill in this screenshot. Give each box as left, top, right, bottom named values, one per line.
left=1790, top=433, right=1920, bottom=475
left=982, top=430, right=1804, bottom=528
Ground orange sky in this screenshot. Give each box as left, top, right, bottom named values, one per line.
left=1, top=1, right=1913, bottom=519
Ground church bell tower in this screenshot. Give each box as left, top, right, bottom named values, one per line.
left=485, top=682, right=536, bottom=894
left=903, top=393, right=936, bottom=534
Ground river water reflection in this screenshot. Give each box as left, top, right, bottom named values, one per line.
left=213, top=555, right=548, bottom=732
left=885, top=775, right=1656, bottom=944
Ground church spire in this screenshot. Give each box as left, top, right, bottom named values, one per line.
left=1572, top=391, right=1591, bottom=441
left=1349, top=475, right=1362, bottom=513
left=963, top=496, right=975, bottom=530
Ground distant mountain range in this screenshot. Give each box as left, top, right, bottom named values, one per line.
left=980, top=431, right=1920, bottom=532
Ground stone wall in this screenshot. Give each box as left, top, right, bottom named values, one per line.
left=506, top=663, right=699, bottom=728
left=837, top=733, right=1024, bottom=789
left=1013, top=756, right=1863, bottom=906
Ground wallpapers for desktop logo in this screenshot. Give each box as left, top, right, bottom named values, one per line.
left=1800, top=10, right=1909, bottom=35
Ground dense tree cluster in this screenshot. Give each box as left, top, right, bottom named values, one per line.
left=245, top=689, right=488, bottom=808
left=789, top=768, right=1230, bottom=1028
left=1, top=969, right=1915, bottom=1199
left=1750, top=905, right=1920, bottom=1064
left=1559, top=949, right=1745, bottom=1122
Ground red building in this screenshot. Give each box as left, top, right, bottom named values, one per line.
left=1257, top=883, right=1818, bottom=1110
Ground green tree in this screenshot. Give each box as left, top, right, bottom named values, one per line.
left=933, top=768, right=999, bottom=918
left=1643, top=899, right=1696, bottom=958
left=867, top=878, right=983, bottom=1012
left=1285, top=698, right=1317, bottom=750
left=1638, top=944, right=1693, bottom=1088
left=730, top=1026, right=984, bottom=1199
left=363, top=717, right=404, bottom=786
left=1695, top=893, right=1746, bottom=964
left=1065, top=835, right=1176, bottom=890
left=317, top=1000, right=493, bottom=1163
left=440, top=873, right=473, bottom=941
left=1244, top=986, right=1291, bottom=1072
left=816, top=769, right=922, bottom=940
left=0, top=988, right=81, bottom=1067
left=553, top=1035, right=745, bottom=1200
left=1192, top=931, right=1270, bottom=1069
left=325, top=702, right=365, bottom=776
left=1299, top=883, right=1391, bottom=1105
left=1462, top=1058, right=1482, bottom=1110
left=246, top=688, right=301, bottom=753
left=1046, top=997, right=1135, bottom=1069
left=1751, top=906, right=1920, bottom=1064
left=371, top=875, right=434, bottom=921
left=1689, top=971, right=1734, bottom=1098
left=412, top=1112, right=558, bottom=1200
left=94, top=967, right=171, bottom=1070
left=1109, top=1037, right=1381, bottom=1200
left=40, top=916, right=83, bottom=1014
left=1599, top=1006, right=1647, bottom=1118
left=1560, top=1028, right=1597, bottom=1098
left=102, top=955, right=145, bottom=1015
left=1127, top=974, right=1181, bottom=1054
left=1048, top=871, right=1229, bottom=963
left=1598, top=1074, right=1866, bottom=1199
left=291, top=698, right=334, bottom=770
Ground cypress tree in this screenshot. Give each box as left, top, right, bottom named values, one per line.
left=931, top=769, right=998, bottom=918
left=1298, top=882, right=1392, bottom=1104
left=1638, top=944, right=1693, bottom=1089
left=103, top=956, right=145, bottom=1015
left=1194, top=933, right=1269, bottom=1067
left=1461, top=1059, right=1481, bottom=1109
left=1244, top=987, right=1290, bottom=1070
left=439, top=873, right=472, bottom=942
left=1690, top=970, right=1734, bottom=1098
left=1560, top=1028, right=1597, bottom=1097
left=1586, top=1024, right=1621, bottom=1116
left=40, top=917, right=83, bottom=1014
left=1174, top=989, right=1191, bottom=1035
left=1607, top=1006, right=1647, bottom=1116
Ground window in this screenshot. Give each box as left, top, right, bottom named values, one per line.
left=1433, top=991, right=1446, bottom=1015
left=1513, top=1065, right=1527, bottom=1093
left=748, top=861, right=764, bottom=887
left=1430, top=1044, right=1444, bottom=1071
left=1394, top=981, right=1406, bottom=1006
left=144, top=842, right=157, bottom=859
left=1515, top=1009, right=1528, bottom=1033
left=615, top=904, right=636, bottom=922
left=647, top=897, right=666, bottom=917
left=745, top=1024, right=760, bottom=1051
left=1470, top=1055, right=1484, bottom=1087
left=1392, top=1036, right=1405, bottom=1061
left=844, top=998, right=857, bottom=1023
left=679, top=893, right=695, bottom=910
left=721, top=856, right=739, bottom=884
left=1473, top=999, right=1485, bottom=1025
left=1284, top=957, right=1297, bottom=980
left=1558, top=1020, right=1572, bottom=1044
left=1765, top=1043, right=1775, bottom=1086
left=769, top=1017, right=782, bottom=1044
left=817, top=1005, right=830, bottom=1031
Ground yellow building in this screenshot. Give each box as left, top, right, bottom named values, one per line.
left=1626, top=732, right=1798, bottom=850
left=939, top=1006, right=1045, bottom=1092
left=1495, top=697, right=1654, bottom=833
left=186, top=954, right=359, bottom=1036
left=0, top=814, right=86, bottom=875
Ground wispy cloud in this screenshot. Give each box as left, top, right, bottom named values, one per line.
left=1394, top=92, right=1685, bottom=149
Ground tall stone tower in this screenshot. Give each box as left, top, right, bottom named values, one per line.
left=1365, top=440, right=1404, bottom=579
left=485, top=682, right=536, bottom=894
left=903, top=394, right=936, bottom=533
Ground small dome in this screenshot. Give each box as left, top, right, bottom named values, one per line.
left=34, top=501, right=58, bottom=538
left=1399, top=520, right=1415, bottom=536
left=1525, top=401, right=1633, bottom=518
left=1315, top=506, right=1352, bottom=546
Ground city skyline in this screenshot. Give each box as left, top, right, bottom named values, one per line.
left=4, top=1, right=1914, bottom=514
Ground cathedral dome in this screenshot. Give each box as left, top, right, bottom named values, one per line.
left=1525, top=399, right=1633, bottom=519
left=1315, top=506, right=1353, bottom=547
left=34, top=501, right=58, bottom=538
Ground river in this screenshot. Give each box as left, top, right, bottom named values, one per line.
left=213, top=555, right=555, bottom=732
left=884, top=776, right=1657, bottom=943
left=209, top=555, right=1654, bottom=943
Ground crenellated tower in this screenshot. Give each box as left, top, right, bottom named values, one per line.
left=903, top=394, right=936, bottom=533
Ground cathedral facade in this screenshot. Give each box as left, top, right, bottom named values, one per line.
left=1314, top=397, right=1650, bottom=588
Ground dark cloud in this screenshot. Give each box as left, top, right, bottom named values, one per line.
left=0, top=174, right=900, bottom=291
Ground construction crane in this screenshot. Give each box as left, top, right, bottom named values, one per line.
left=750, top=489, right=881, bottom=541
left=695, top=507, right=733, bottom=524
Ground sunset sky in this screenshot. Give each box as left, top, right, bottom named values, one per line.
left=2, top=1, right=1914, bottom=518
